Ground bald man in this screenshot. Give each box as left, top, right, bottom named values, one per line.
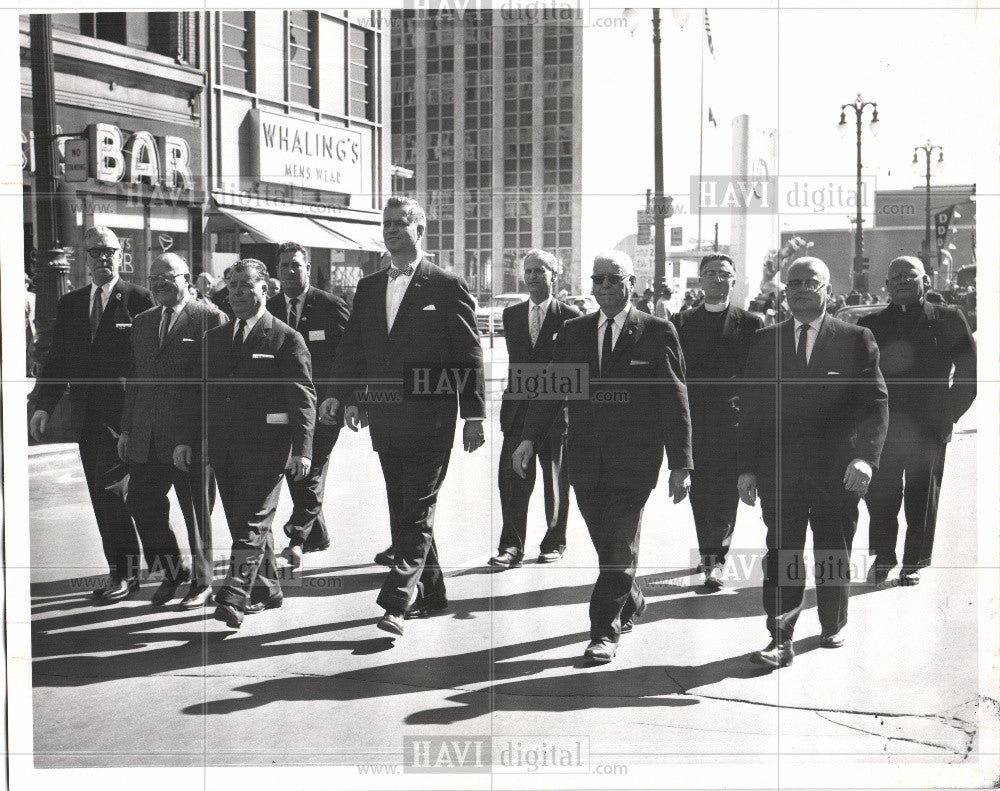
left=119, top=253, right=228, bottom=608
left=859, top=256, right=976, bottom=586
left=738, top=257, right=888, bottom=667
left=31, top=226, right=155, bottom=601
left=514, top=250, right=693, bottom=665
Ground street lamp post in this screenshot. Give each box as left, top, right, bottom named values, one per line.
left=651, top=8, right=666, bottom=285
left=912, top=140, right=944, bottom=276
left=838, top=94, right=879, bottom=293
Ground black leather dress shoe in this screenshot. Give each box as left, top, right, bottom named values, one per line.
left=213, top=602, right=244, bottom=629
left=377, top=611, right=405, bottom=635
left=245, top=591, right=284, bottom=614
left=488, top=550, right=523, bottom=570
left=303, top=538, right=331, bottom=553
left=750, top=639, right=794, bottom=668
left=899, top=568, right=921, bottom=586
left=620, top=598, right=648, bottom=634
left=99, top=577, right=140, bottom=603
left=151, top=569, right=191, bottom=607
left=405, top=598, right=448, bottom=619
left=374, top=548, right=395, bottom=567
left=820, top=631, right=845, bottom=648
left=583, top=639, right=617, bottom=664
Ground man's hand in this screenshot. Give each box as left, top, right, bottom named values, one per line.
left=463, top=420, right=485, bottom=453
left=318, top=397, right=340, bottom=425
left=288, top=456, right=311, bottom=480
left=843, top=458, right=873, bottom=495
left=511, top=440, right=534, bottom=479
left=345, top=405, right=366, bottom=431
left=668, top=469, right=691, bottom=504
left=29, top=410, right=48, bottom=442
left=116, top=431, right=130, bottom=463
left=738, top=473, right=758, bottom=506
left=173, top=444, right=192, bottom=472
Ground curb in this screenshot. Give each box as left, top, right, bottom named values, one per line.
left=27, top=444, right=78, bottom=462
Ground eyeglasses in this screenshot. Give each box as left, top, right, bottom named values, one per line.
left=785, top=278, right=826, bottom=292
left=887, top=274, right=922, bottom=285
left=591, top=274, right=626, bottom=286
left=701, top=269, right=735, bottom=280
left=148, top=274, right=184, bottom=286
left=87, top=247, right=119, bottom=260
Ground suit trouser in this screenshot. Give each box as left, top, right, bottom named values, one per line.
left=759, top=474, right=860, bottom=642
left=126, top=445, right=215, bottom=586
left=497, top=431, right=570, bottom=556
left=376, top=446, right=452, bottom=614
left=574, top=486, right=651, bottom=643
left=213, top=461, right=284, bottom=610
left=689, top=429, right=739, bottom=570
left=284, top=423, right=341, bottom=550
left=78, top=421, right=140, bottom=580
left=866, top=417, right=947, bottom=570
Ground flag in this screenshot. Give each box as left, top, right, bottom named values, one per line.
left=934, top=205, right=955, bottom=251
left=704, top=9, right=715, bottom=58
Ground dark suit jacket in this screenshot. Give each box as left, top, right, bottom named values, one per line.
left=327, top=257, right=485, bottom=452
left=858, top=300, right=976, bottom=443
left=499, top=298, right=582, bottom=437
left=205, top=311, right=316, bottom=471
left=671, top=304, right=765, bottom=438
left=35, top=279, right=155, bottom=431
left=268, top=286, right=351, bottom=390
left=522, top=306, right=693, bottom=492
left=122, top=298, right=228, bottom=464
left=737, top=315, right=889, bottom=485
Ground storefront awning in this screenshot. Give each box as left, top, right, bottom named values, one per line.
left=312, top=218, right=386, bottom=253
left=215, top=208, right=354, bottom=251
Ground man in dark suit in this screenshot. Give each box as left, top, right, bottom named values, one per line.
left=513, top=250, right=693, bottom=665
left=738, top=257, right=888, bottom=668
left=859, top=256, right=976, bottom=586
left=206, top=259, right=316, bottom=629
left=30, top=226, right=155, bottom=601
left=491, top=249, right=581, bottom=570
left=672, top=254, right=764, bottom=589
left=318, top=196, right=485, bottom=637
left=118, top=253, right=227, bottom=609
left=269, top=241, right=351, bottom=570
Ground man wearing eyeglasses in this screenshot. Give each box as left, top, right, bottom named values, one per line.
left=117, top=253, right=227, bottom=609
left=672, top=254, right=765, bottom=590
left=513, top=250, right=693, bottom=665
left=738, top=257, right=888, bottom=668
left=858, top=256, right=976, bottom=587
left=30, top=226, right=155, bottom=601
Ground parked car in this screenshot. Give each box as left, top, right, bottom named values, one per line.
left=475, top=293, right=528, bottom=335
left=834, top=303, right=887, bottom=325
left=565, top=294, right=598, bottom=314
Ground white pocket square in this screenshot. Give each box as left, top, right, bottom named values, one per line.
left=630, top=360, right=651, bottom=366
left=827, top=371, right=843, bottom=375
left=422, top=304, right=436, bottom=311
left=182, top=337, right=196, bottom=343
left=115, top=323, right=132, bottom=329
left=552, top=332, right=558, bottom=340
left=252, top=353, right=275, bottom=360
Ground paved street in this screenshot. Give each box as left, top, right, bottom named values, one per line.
left=22, top=340, right=990, bottom=783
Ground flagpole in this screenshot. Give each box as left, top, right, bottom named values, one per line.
left=697, top=9, right=706, bottom=251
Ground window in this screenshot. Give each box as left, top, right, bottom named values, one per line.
left=288, top=10, right=317, bottom=106
left=319, top=15, right=347, bottom=114
left=221, top=12, right=253, bottom=91
left=349, top=26, right=374, bottom=119
left=79, top=13, right=126, bottom=45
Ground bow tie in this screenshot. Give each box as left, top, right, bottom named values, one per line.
left=388, top=265, right=414, bottom=280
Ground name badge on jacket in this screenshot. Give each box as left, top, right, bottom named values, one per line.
left=309, top=330, right=326, bottom=341
left=266, top=413, right=289, bottom=425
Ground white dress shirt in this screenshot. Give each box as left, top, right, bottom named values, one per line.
left=89, top=275, right=119, bottom=313
left=386, top=256, right=420, bottom=331
left=597, top=306, right=630, bottom=370
left=704, top=299, right=729, bottom=313
left=528, top=295, right=553, bottom=345
left=283, top=289, right=307, bottom=328
left=160, top=294, right=190, bottom=337
left=234, top=305, right=267, bottom=342
left=792, top=315, right=825, bottom=364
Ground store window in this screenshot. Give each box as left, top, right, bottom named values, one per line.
left=288, top=10, right=317, bottom=106
left=348, top=26, right=374, bottom=120
left=221, top=11, right=254, bottom=91
left=319, top=15, right=347, bottom=115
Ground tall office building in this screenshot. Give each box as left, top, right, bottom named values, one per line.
left=391, top=10, right=583, bottom=295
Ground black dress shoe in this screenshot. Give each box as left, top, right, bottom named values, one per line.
left=405, top=597, right=448, bottom=619
left=245, top=591, right=284, bottom=614
left=620, top=598, right=648, bottom=634
left=374, top=548, right=395, bottom=567
left=750, top=639, right=794, bottom=668
left=866, top=563, right=893, bottom=586
left=99, top=577, right=140, bottom=603
left=303, top=538, right=331, bottom=553
left=820, top=631, right=845, bottom=648
left=151, top=569, right=191, bottom=607
left=583, top=639, right=617, bottom=664
left=537, top=548, right=564, bottom=563
left=213, top=602, right=244, bottom=629
left=488, top=550, right=522, bottom=570
left=899, top=567, right=921, bottom=586
left=377, top=610, right=405, bottom=635
left=178, top=584, right=212, bottom=610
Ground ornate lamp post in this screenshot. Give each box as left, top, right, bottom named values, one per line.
left=912, top=140, right=944, bottom=275
left=838, top=94, right=879, bottom=292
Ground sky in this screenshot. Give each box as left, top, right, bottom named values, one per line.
left=580, top=3, right=996, bottom=272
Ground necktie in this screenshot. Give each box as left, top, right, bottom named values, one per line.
left=287, top=298, right=298, bottom=328
left=797, top=324, right=810, bottom=368
left=388, top=265, right=414, bottom=280
left=529, top=304, right=542, bottom=347
left=90, top=288, right=103, bottom=340
left=159, top=307, right=172, bottom=347
left=600, top=318, right=614, bottom=375
left=232, top=319, right=247, bottom=352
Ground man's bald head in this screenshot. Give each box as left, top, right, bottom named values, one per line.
left=785, top=256, right=832, bottom=322
left=149, top=253, right=191, bottom=308
left=886, top=255, right=930, bottom=306
left=151, top=252, right=190, bottom=278
left=593, top=250, right=635, bottom=277
left=787, top=256, right=830, bottom=285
